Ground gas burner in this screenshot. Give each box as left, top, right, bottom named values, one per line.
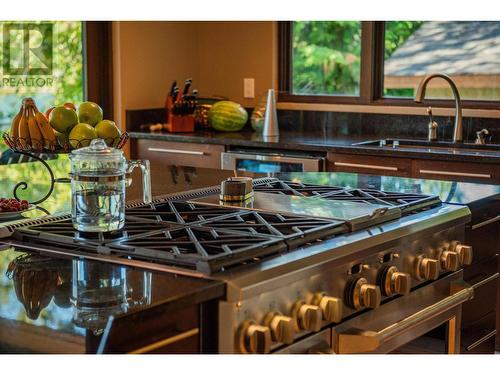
left=253, top=180, right=441, bottom=214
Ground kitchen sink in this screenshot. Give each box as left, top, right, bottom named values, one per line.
left=352, top=138, right=500, bottom=154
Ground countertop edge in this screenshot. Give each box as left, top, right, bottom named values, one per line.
left=128, top=132, right=500, bottom=164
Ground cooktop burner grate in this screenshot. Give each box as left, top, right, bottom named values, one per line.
left=193, top=210, right=347, bottom=249
left=17, top=216, right=178, bottom=245
left=9, top=178, right=441, bottom=274
left=105, top=226, right=288, bottom=273
left=252, top=180, right=441, bottom=214
left=13, top=200, right=347, bottom=273
left=126, top=201, right=242, bottom=225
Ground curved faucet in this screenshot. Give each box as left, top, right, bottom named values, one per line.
left=414, top=73, right=463, bottom=143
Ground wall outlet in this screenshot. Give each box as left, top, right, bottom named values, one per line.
left=243, top=78, right=255, bottom=99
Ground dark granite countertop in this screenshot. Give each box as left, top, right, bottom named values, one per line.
left=0, top=247, right=224, bottom=353
left=129, top=130, right=500, bottom=164
left=1, top=157, right=499, bottom=353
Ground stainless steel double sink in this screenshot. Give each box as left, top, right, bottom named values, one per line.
left=352, top=139, right=500, bottom=155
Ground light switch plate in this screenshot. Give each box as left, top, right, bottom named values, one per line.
left=243, top=78, right=255, bottom=98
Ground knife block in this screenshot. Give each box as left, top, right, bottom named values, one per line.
left=166, top=96, right=195, bottom=133
left=166, top=114, right=195, bottom=133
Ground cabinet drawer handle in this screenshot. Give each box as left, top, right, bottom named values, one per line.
left=471, top=215, right=500, bottom=230
left=419, top=169, right=491, bottom=179
left=334, top=162, right=398, bottom=171
left=147, top=147, right=205, bottom=156
left=465, top=329, right=497, bottom=351
left=129, top=328, right=199, bottom=354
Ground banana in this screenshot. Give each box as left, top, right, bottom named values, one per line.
left=9, top=105, right=23, bottom=139
left=27, top=105, right=44, bottom=151
left=33, top=105, right=57, bottom=150
left=17, top=105, right=30, bottom=149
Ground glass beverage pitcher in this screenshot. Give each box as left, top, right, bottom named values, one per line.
left=69, top=139, right=152, bottom=232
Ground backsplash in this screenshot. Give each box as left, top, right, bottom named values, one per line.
left=277, top=110, right=500, bottom=143
left=126, top=107, right=499, bottom=144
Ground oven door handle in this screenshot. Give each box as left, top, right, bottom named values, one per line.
left=220, top=152, right=324, bottom=172
left=337, top=283, right=475, bottom=354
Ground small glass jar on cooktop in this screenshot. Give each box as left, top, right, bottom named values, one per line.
left=69, top=138, right=152, bottom=233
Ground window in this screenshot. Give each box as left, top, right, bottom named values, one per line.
left=292, top=21, right=362, bottom=96
left=0, top=21, right=84, bottom=161
left=279, top=21, right=500, bottom=108
left=384, top=21, right=500, bottom=101
left=0, top=21, right=113, bottom=164
left=0, top=21, right=84, bottom=131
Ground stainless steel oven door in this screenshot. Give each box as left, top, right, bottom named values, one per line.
left=220, top=151, right=324, bottom=172
left=332, top=270, right=475, bottom=354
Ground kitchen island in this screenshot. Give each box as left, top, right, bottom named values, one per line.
left=0, top=156, right=498, bottom=353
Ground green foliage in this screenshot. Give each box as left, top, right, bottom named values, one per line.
left=53, top=22, right=84, bottom=105
left=384, top=21, right=423, bottom=59
left=385, top=88, right=415, bottom=97
left=0, top=156, right=71, bottom=213
left=0, top=21, right=83, bottom=127
left=292, top=21, right=361, bottom=95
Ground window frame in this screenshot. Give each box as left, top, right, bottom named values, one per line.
left=278, top=21, right=500, bottom=110
left=84, top=21, right=114, bottom=120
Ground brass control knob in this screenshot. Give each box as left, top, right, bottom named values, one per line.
left=456, top=244, right=473, bottom=266
left=414, top=256, right=440, bottom=281
left=379, top=266, right=411, bottom=296
left=312, top=292, right=343, bottom=323
left=346, top=277, right=381, bottom=310
left=291, top=301, right=322, bottom=332
left=441, top=250, right=459, bottom=272
left=262, top=312, right=295, bottom=344
left=449, top=241, right=473, bottom=266
left=236, top=320, right=272, bottom=354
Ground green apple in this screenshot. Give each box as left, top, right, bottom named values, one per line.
left=95, top=120, right=121, bottom=146
left=49, top=106, right=78, bottom=133
left=78, top=101, right=103, bottom=126
left=69, top=123, right=97, bottom=149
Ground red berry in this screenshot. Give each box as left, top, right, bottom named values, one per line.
left=21, top=200, right=28, bottom=205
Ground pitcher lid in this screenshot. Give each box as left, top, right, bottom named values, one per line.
left=69, top=138, right=123, bottom=157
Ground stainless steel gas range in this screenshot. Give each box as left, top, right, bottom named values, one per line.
left=0, top=177, right=482, bottom=354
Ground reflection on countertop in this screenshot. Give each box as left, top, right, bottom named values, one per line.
left=0, top=158, right=498, bottom=220
left=275, top=172, right=500, bottom=206
left=0, top=246, right=224, bottom=353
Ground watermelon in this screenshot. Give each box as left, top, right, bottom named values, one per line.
left=208, top=101, right=248, bottom=132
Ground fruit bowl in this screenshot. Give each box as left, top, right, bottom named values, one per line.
left=0, top=198, right=36, bottom=221
left=2, top=132, right=129, bottom=154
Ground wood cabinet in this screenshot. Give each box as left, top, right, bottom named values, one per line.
left=133, top=139, right=224, bottom=169
left=98, top=299, right=221, bottom=354
left=327, top=152, right=500, bottom=184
